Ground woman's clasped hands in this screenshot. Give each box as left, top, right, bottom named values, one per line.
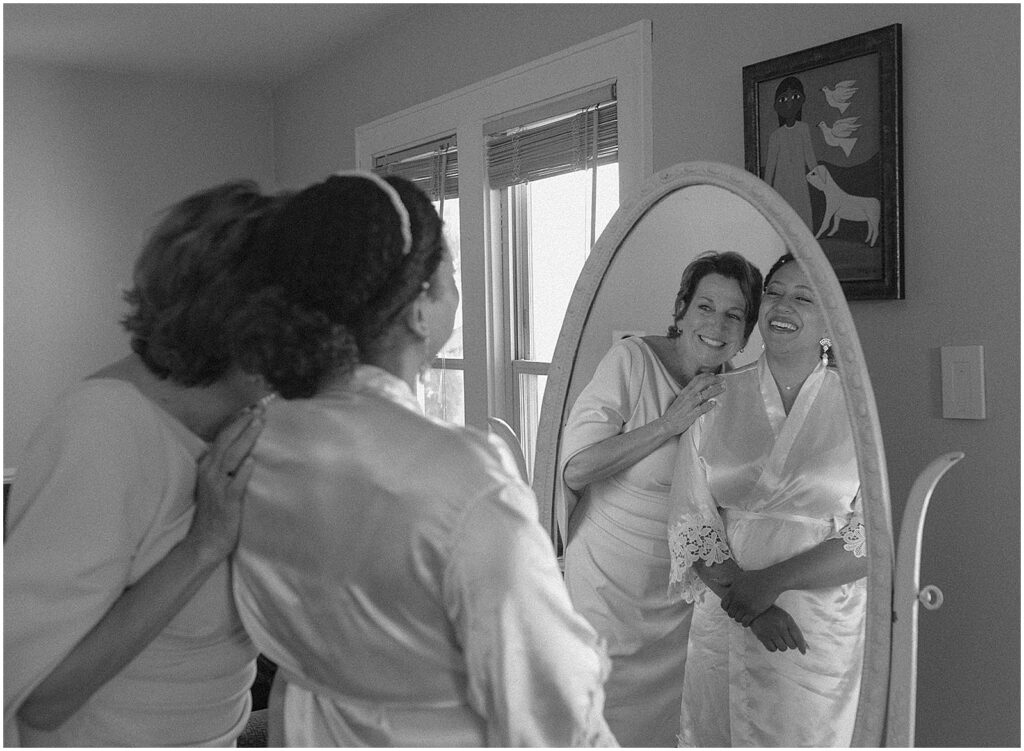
left=722, top=568, right=808, bottom=655
left=748, top=605, right=807, bottom=654
left=191, top=404, right=266, bottom=560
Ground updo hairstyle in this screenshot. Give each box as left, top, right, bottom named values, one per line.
left=667, top=251, right=763, bottom=341
left=230, top=173, right=445, bottom=399
left=121, top=180, right=274, bottom=386
left=763, top=252, right=797, bottom=287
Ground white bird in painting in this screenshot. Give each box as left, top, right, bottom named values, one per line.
left=822, top=80, right=858, bottom=113
left=817, top=117, right=861, bottom=157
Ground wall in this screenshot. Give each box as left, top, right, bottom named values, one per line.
left=272, top=4, right=1019, bottom=745
left=3, top=62, right=276, bottom=466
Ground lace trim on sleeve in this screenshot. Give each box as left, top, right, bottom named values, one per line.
left=668, top=514, right=731, bottom=603
left=840, top=521, right=867, bottom=558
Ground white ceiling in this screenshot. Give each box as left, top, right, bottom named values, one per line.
left=3, top=3, right=417, bottom=87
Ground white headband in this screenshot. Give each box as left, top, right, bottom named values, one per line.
left=332, top=169, right=413, bottom=255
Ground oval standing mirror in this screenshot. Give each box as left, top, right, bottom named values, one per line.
left=533, top=161, right=894, bottom=745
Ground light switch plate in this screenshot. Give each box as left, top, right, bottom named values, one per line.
left=941, top=345, right=986, bottom=419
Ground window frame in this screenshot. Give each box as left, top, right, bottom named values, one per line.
left=499, top=159, right=619, bottom=477
left=355, top=21, right=652, bottom=447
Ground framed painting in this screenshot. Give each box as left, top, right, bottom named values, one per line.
left=743, top=24, right=904, bottom=299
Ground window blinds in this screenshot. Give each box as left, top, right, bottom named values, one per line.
left=373, top=136, right=458, bottom=201
left=486, top=98, right=617, bottom=189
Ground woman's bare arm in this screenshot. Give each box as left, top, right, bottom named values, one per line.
left=563, top=372, right=722, bottom=491
left=720, top=538, right=868, bottom=627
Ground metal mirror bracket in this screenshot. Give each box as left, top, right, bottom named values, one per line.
left=532, top=160, right=895, bottom=746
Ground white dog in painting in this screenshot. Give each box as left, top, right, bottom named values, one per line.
left=806, top=165, right=881, bottom=246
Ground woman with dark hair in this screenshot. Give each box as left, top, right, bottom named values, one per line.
left=4, top=182, right=274, bottom=746
left=763, top=75, right=819, bottom=229
left=557, top=251, right=763, bottom=746
left=668, top=253, right=867, bottom=746
left=230, top=172, right=616, bottom=747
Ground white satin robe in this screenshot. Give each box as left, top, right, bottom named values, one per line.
left=667, top=356, right=866, bottom=747
left=559, top=337, right=693, bottom=747
left=233, top=366, right=617, bottom=747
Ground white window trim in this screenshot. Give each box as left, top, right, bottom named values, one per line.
left=355, top=21, right=652, bottom=430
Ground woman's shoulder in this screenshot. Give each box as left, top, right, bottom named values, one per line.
left=821, top=364, right=848, bottom=399
left=42, top=378, right=164, bottom=437
left=68, top=376, right=145, bottom=403
left=607, top=334, right=649, bottom=363
left=9, top=380, right=187, bottom=528
left=422, top=418, right=530, bottom=492
left=424, top=419, right=505, bottom=469
left=581, top=335, right=651, bottom=390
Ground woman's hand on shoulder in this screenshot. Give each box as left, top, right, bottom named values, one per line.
left=748, top=605, right=808, bottom=654
left=189, top=406, right=265, bottom=561
left=658, top=372, right=723, bottom=437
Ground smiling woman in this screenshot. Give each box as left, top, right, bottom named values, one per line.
left=556, top=251, right=763, bottom=747
left=533, top=161, right=898, bottom=746
left=667, top=250, right=868, bottom=746
left=760, top=253, right=836, bottom=407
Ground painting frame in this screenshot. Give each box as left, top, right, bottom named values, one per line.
left=743, top=24, right=904, bottom=300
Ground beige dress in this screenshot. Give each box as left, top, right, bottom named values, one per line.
left=233, top=365, right=617, bottom=747
left=559, top=337, right=693, bottom=747
left=4, top=380, right=255, bottom=747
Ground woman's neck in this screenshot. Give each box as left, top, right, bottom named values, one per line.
left=765, top=349, right=819, bottom=404
left=362, top=343, right=422, bottom=393
left=644, top=335, right=707, bottom=386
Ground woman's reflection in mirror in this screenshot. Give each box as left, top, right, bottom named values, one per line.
left=668, top=253, right=868, bottom=747
left=558, top=251, right=763, bottom=746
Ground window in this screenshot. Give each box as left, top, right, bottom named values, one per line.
left=488, top=94, right=619, bottom=471
left=356, top=21, right=651, bottom=534
left=374, top=138, right=465, bottom=424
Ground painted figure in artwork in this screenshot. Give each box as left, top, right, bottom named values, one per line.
left=762, top=76, right=818, bottom=230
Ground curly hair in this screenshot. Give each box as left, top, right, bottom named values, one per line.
left=120, top=181, right=274, bottom=385
left=229, top=173, right=445, bottom=399
left=667, top=251, right=763, bottom=341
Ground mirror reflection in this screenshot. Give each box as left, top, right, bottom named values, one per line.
left=550, top=182, right=869, bottom=746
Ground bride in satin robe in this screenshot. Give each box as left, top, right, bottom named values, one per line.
left=559, top=252, right=764, bottom=746
left=228, top=172, right=616, bottom=747
left=668, top=253, right=868, bottom=747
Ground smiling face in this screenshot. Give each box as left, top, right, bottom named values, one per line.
left=674, top=272, right=749, bottom=373
left=758, top=260, right=828, bottom=361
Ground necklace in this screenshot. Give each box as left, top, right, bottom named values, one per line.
left=776, top=376, right=806, bottom=393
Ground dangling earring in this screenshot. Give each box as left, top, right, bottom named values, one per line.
left=819, top=337, right=832, bottom=367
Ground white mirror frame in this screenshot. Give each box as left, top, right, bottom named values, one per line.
left=533, top=160, right=895, bottom=746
